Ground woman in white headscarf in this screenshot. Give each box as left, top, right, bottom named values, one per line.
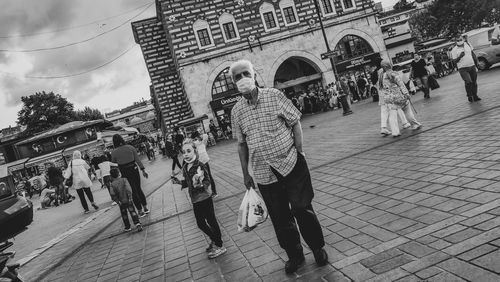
left=379, top=60, right=422, bottom=137
left=65, top=150, right=99, bottom=213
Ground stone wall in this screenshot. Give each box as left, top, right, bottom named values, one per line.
left=179, top=14, right=387, bottom=119
left=132, top=0, right=387, bottom=127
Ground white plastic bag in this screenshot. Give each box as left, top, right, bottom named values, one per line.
left=237, top=189, right=268, bottom=232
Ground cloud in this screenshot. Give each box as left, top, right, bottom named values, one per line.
left=0, top=0, right=156, bottom=128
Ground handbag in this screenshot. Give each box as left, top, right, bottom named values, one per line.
left=64, top=161, right=73, bottom=187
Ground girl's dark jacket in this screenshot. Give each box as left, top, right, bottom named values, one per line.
left=181, top=159, right=212, bottom=204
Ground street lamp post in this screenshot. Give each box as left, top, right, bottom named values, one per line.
left=312, top=0, right=338, bottom=81
left=312, top=0, right=352, bottom=115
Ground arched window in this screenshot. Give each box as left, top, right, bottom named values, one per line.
left=212, top=68, right=238, bottom=99
left=279, top=0, right=299, bottom=26
left=193, top=19, right=215, bottom=49
left=334, top=35, right=374, bottom=61
left=318, top=0, right=336, bottom=16
left=219, top=13, right=240, bottom=42
left=260, top=2, right=279, bottom=32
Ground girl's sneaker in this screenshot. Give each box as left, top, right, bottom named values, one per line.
left=144, top=208, right=150, bottom=214
left=124, top=227, right=131, bottom=232
left=138, top=210, right=146, bottom=217
left=84, top=210, right=90, bottom=214
left=136, top=223, right=143, bottom=232
left=208, top=246, right=226, bottom=259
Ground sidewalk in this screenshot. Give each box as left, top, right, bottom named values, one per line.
left=29, top=68, right=500, bottom=281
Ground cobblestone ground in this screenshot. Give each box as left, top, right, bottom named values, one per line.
left=29, top=68, right=500, bottom=282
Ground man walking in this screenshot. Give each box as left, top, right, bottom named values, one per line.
left=230, top=60, right=328, bottom=274
left=451, top=35, right=482, bottom=102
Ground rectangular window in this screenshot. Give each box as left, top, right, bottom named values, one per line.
left=343, top=0, right=354, bottom=9
left=222, top=22, right=237, bottom=40
left=197, top=29, right=212, bottom=46
left=263, top=12, right=277, bottom=29
left=283, top=7, right=297, bottom=24
left=321, top=0, right=334, bottom=14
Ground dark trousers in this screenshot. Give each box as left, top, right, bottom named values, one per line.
left=76, top=187, right=94, bottom=211
left=458, top=66, right=478, bottom=99
left=415, top=75, right=430, bottom=97
left=171, top=155, right=182, bottom=171
left=193, top=198, right=222, bottom=247
left=205, top=162, right=217, bottom=194
left=338, top=95, right=352, bottom=114
left=119, top=164, right=147, bottom=211
left=119, top=202, right=140, bottom=229
left=258, top=154, right=325, bottom=259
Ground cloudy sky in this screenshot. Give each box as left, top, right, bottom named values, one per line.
left=0, top=0, right=396, bottom=129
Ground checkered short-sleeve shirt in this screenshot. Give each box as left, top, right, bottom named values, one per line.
left=231, top=87, right=301, bottom=185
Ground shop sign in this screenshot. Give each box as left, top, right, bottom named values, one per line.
left=210, top=93, right=242, bottom=110
left=336, top=53, right=381, bottom=73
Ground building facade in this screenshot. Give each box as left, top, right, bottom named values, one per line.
left=132, top=0, right=388, bottom=129
left=378, top=8, right=417, bottom=64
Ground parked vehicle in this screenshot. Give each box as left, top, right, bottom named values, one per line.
left=0, top=170, right=32, bottom=281
left=464, top=25, right=500, bottom=71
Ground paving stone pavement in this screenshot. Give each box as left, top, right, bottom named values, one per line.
left=29, top=68, right=500, bottom=281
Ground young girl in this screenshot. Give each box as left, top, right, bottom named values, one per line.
left=173, top=140, right=226, bottom=259
left=191, top=131, right=217, bottom=198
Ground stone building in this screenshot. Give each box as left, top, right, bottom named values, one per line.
left=132, top=0, right=388, bottom=129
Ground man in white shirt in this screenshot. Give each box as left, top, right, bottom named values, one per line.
left=450, top=35, right=481, bottom=102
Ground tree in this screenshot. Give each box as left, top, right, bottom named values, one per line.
left=73, top=106, right=104, bottom=121
left=393, top=0, right=415, bottom=11
left=409, top=0, right=500, bottom=41
left=17, top=91, right=75, bottom=136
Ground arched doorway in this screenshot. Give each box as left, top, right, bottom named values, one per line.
left=333, top=35, right=381, bottom=79
left=209, top=67, right=241, bottom=134
left=273, top=57, right=322, bottom=95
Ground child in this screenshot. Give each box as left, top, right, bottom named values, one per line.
left=109, top=168, right=142, bottom=232
left=38, top=187, right=56, bottom=209
left=98, top=155, right=118, bottom=206
left=191, top=131, right=217, bottom=198
left=172, top=140, right=226, bottom=259
left=165, top=134, right=182, bottom=176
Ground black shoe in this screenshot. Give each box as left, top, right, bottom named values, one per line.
left=468, top=96, right=473, bottom=102
left=473, top=96, right=482, bottom=101
left=313, top=248, right=329, bottom=266
left=284, top=256, right=305, bottom=274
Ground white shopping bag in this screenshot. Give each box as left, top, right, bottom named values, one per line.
left=237, top=189, right=268, bottom=232
left=237, top=190, right=250, bottom=232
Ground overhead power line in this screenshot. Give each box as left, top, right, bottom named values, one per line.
left=0, top=2, right=154, bottom=52
left=1, top=44, right=136, bottom=79
left=0, top=1, right=154, bottom=39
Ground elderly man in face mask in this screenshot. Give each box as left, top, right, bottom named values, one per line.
left=229, top=60, right=328, bottom=274
left=451, top=35, right=482, bottom=102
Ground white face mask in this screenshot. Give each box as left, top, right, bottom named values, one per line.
left=236, top=77, right=256, bottom=94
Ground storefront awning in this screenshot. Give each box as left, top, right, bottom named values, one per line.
left=6, top=158, right=29, bottom=173
left=25, top=150, right=64, bottom=168
left=275, top=73, right=322, bottom=89
left=418, top=41, right=455, bottom=53
left=178, top=115, right=208, bottom=127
